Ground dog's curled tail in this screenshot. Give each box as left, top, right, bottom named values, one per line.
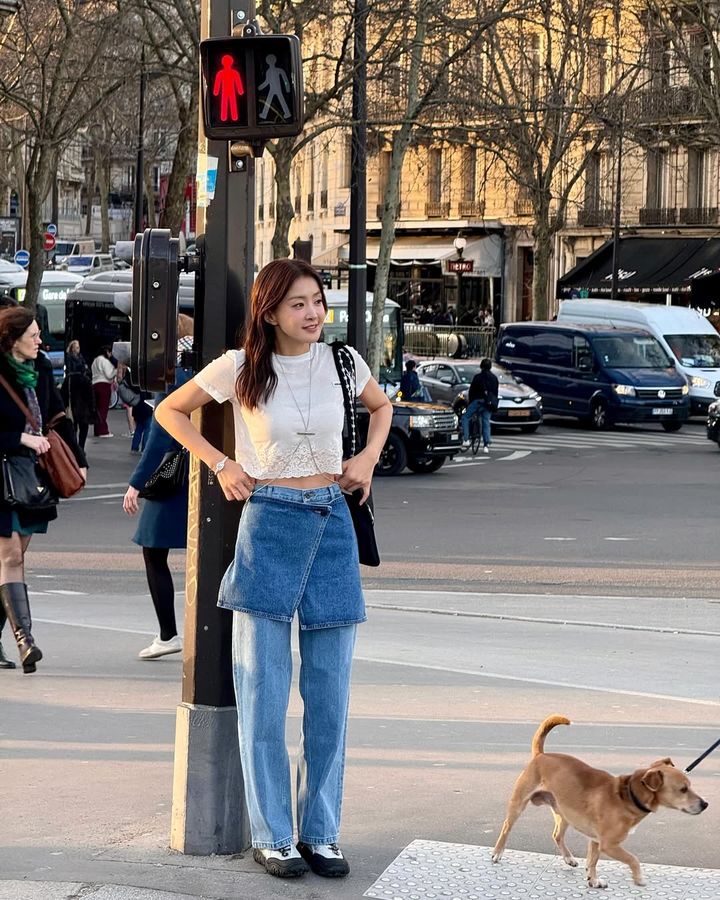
left=531, top=715, right=571, bottom=757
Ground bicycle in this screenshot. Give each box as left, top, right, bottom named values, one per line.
left=464, top=407, right=482, bottom=457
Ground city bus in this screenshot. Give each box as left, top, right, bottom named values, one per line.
left=0, top=270, right=83, bottom=379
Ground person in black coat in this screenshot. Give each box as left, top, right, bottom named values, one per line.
left=122, top=366, right=191, bottom=660
left=462, top=357, right=499, bottom=453
left=61, top=340, right=96, bottom=451
left=0, top=307, right=87, bottom=673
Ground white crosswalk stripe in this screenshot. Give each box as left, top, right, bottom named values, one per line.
left=450, top=425, right=712, bottom=461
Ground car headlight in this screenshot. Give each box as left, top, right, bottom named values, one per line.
left=691, top=376, right=710, bottom=389
left=408, top=415, right=434, bottom=429
left=612, top=384, right=636, bottom=397
left=528, top=391, right=540, bottom=400
left=681, top=383, right=690, bottom=395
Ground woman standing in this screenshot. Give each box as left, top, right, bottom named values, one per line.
left=0, top=308, right=87, bottom=672
left=61, top=340, right=95, bottom=451
left=122, top=324, right=194, bottom=660
left=156, top=260, right=392, bottom=879
left=91, top=345, right=116, bottom=438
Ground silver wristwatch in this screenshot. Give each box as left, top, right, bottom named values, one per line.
left=213, top=455, right=229, bottom=475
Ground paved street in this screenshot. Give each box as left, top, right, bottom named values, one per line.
left=1, top=411, right=718, bottom=899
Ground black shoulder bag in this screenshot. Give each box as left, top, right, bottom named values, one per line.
left=330, top=342, right=381, bottom=567
left=139, top=447, right=189, bottom=500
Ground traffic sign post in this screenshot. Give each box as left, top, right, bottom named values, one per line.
left=447, top=258, right=474, bottom=274
left=43, top=233, right=56, bottom=253
left=14, top=249, right=29, bottom=268
left=46, top=223, right=57, bottom=236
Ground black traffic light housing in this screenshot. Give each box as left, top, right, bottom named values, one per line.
left=200, top=34, right=303, bottom=142
left=131, top=228, right=179, bottom=392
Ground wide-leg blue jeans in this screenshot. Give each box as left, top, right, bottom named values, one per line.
left=232, top=611, right=357, bottom=849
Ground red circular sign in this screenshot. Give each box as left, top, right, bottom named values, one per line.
left=43, top=232, right=56, bottom=252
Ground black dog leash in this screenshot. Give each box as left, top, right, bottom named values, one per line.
left=685, top=736, right=720, bottom=773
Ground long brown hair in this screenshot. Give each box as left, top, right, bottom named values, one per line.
left=236, top=259, right=326, bottom=409
left=0, top=307, right=35, bottom=352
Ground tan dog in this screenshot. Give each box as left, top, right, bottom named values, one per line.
left=492, top=715, right=708, bottom=888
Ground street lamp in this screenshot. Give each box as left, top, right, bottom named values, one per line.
left=453, top=233, right=467, bottom=312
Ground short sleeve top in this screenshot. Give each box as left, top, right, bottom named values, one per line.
left=194, top=342, right=371, bottom=480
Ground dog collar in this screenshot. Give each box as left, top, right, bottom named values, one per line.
left=627, top=781, right=652, bottom=814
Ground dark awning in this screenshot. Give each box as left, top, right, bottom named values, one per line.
left=557, top=237, right=720, bottom=298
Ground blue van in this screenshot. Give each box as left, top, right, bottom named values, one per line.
left=495, top=322, right=689, bottom=430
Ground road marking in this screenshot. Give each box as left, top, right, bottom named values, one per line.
left=499, top=450, right=532, bottom=461
left=43, top=589, right=87, bottom=595
left=84, top=483, right=129, bottom=489
left=366, top=587, right=720, bottom=603
left=64, top=492, right=125, bottom=502
left=604, top=536, right=638, bottom=541
left=543, top=536, right=576, bottom=541
left=353, top=655, right=720, bottom=707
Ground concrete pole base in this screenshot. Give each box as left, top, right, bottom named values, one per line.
left=170, top=702, right=250, bottom=854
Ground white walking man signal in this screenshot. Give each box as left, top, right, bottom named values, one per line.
left=258, top=54, right=291, bottom=120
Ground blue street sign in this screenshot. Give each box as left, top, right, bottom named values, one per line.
left=14, top=249, right=29, bottom=267
left=46, top=223, right=57, bottom=236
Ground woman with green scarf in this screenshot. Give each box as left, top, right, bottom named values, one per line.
left=0, top=307, right=87, bottom=673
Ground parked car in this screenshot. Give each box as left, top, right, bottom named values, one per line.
left=63, top=253, right=115, bottom=277
left=416, top=358, right=543, bottom=432
left=357, top=399, right=461, bottom=475
left=496, top=322, right=689, bottom=430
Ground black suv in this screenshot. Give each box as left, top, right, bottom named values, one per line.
left=358, top=399, right=461, bottom=475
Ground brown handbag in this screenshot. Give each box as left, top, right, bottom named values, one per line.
left=0, top=373, right=85, bottom=499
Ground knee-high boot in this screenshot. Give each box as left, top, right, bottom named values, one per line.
left=0, top=604, right=17, bottom=669
left=0, top=583, right=42, bottom=673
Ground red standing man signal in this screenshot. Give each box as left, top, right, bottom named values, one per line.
left=213, top=53, right=244, bottom=122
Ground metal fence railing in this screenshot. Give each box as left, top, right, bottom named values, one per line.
left=403, top=324, right=496, bottom=360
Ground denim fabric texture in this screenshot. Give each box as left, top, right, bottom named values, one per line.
left=232, top=611, right=357, bottom=848
left=218, top=483, right=366, bottom=629
left=462, top=400, right=492, bottom=447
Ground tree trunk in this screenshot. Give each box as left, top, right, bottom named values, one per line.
left=25, top=186, right=46, bottom=315
left=531, top=222, right=553, bottom=321
left=98, top=157, right=111, bottom=252
left=271, top=140, right=294, bottom=259
left=160, top=86, right=198, bottom=235
left=144, top=161, right=157, bottom=229
left=84, top=154, right=96, bottom=236
left=367, top=130, right=411, bottom=376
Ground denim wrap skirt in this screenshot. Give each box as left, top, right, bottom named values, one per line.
left=218, top=483, right=366, bottom=630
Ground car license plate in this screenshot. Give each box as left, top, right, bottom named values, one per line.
left=508, top=409, right=531, bottom=417
left=652, top=407, right=672, bottom=415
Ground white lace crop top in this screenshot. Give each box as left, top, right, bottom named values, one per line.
left=194, top=342, right=372, bottom=479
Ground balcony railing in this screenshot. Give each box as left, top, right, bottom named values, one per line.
left=514, top=198, right=533, bottom=216
left=425, top=201, right=450, bottom=218
left=459, top=199, right=485, bottom=218
left=639, top=207, right=677, bottom=225
left=629, top=85, right=707, bottom=122
left=578, top=207, right=614, bottom=227
left=679, top=207, right=719, bottom=225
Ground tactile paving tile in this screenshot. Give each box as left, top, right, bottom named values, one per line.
left=364, top=841, right=720, bottom=900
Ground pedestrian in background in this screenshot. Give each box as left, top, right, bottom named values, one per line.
left=91, top=345, right=116, bottom=438
left=399, top=359, right=422, bottom=400
left=155, top=259, right=392, bottom=879
left=0, top=307, right=87, bottom=672
left=462, top=357, right=499, bottom=453
left=122, top=322, right=194, bottom=659
left=61, top=340, right=95, bottom=452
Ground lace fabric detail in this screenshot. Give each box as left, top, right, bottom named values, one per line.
left=245, top=439, right=343, bottom=480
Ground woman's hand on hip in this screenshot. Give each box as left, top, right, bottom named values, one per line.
left=20, top=433, right=51, bottom=454
left=123, top=485, right=140, bottom=515
left=338, top=450, right=377, bottom=504
left=217, top=460, right=255, bottom=502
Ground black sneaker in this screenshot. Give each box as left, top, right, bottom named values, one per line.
left=296, top=841, right=350, bottom=878
left=252, top=845, right=309, bottom=878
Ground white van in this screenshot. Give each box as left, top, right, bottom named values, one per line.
left=558, top=299, right=720, bottom=414
left=53, top=237, right=95, bottom=266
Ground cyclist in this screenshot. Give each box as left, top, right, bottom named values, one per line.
left=462, top=358, right=499, bottom=454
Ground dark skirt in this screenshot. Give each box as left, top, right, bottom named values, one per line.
left=132, top=485, right=188, bottom=549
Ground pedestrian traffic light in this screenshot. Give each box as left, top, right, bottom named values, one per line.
left=131, top=228, right=179, bottom=392
left=200, top=34, right=303, bottom=141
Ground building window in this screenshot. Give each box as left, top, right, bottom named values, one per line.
left=588, top=40, right=608, bottom=97
left=340, top=135, right=352, bottom=189
left=646, top=147, right=669, bottom=208
left=648, top=34, right=671, bottom=91
left=427, top=148, right=443, bottom=204
left=687, top=147, right=708, bottom=209
left=522, top=33, right=541, bottom=98
left=461, top=146, right=477, bottom=202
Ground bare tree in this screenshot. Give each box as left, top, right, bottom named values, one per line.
left=365, top=0, right=515, bottom=374
left=475, top=0, right=644, bottom=319
left=0, top=0, right=132, bottom=310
